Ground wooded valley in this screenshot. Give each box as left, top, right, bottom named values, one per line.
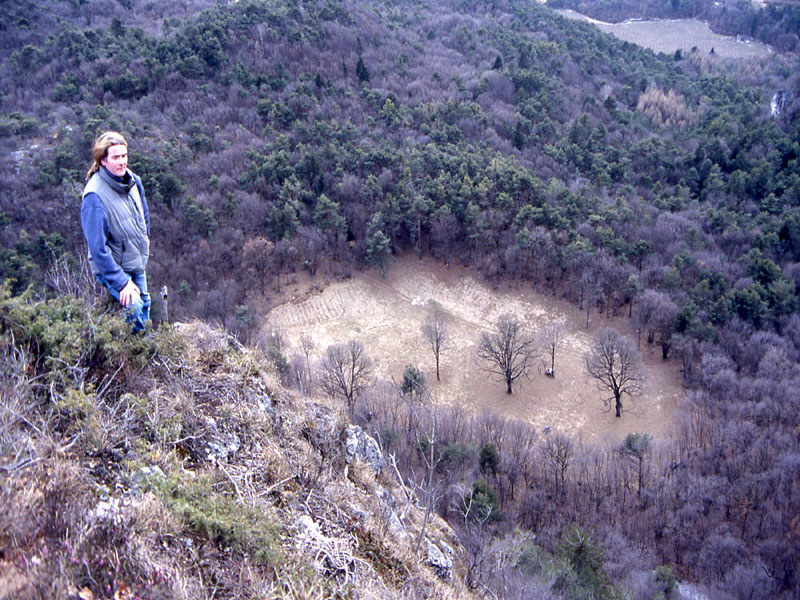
left=1, top=0, right=799, bottom=598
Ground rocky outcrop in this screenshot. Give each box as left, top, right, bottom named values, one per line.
left=343, top=425, right=384, bottom=474
left=378, top=486, right=409, bottom=541
left=426, top=538, right=454, bottom=581
left=295, top=515, right=358, bottom=584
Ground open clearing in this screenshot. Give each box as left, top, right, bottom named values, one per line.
left=264, top=257, right=683, bottom=443
left=556, top=9, right=773, bottom=59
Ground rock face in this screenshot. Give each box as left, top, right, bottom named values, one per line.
left=426, top=538, right=454, bottom=581
left=377, top=486, right=408, bottom=541
left=771, top=89, right=795, bottom=118
left=202, top=415, right=241, bottom=463
left=343, top=425, right=384, bottom=474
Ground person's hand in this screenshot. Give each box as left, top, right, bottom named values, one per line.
left=119, top=279, right=141, bottom=308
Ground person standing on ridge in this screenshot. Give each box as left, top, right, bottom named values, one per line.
left=81, top=131, right=151, bottom=333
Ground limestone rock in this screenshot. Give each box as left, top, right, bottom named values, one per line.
left=295, top=515, right=357, bottom=583
left=377, top=486, right=408, bottom=541
left=343, top=425, right=384, bottom=474
left=426, top=538, right=453, bottom=581
left=203, top=415, right=240, bottom=463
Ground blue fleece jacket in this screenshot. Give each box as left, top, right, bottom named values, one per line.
left=81, top=167, right=150, bottom=292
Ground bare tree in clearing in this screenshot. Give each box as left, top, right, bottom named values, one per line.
left=299, top=333, right=315, bottom=393
left=477, top=314, right=538, bottom=394
left=320, top=340, right=373, bottom=414
left=421, top=301, right=450, bottom=382
left=544, top=431, right=573, bottom=500
left=584, top=328, right=645, bottom=417
left=538, top=320, right=565, bottom=376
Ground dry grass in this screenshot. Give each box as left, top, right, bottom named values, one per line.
left=261, top=256, right=683, bottom=443
left=556, top=9, right=773, bottom=60
left=0, top=283, right=476, bottom=600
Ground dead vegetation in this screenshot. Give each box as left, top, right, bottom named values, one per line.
left=636, top=85, right=696, bottom=128
left=0, top=284, right=475, bottom=599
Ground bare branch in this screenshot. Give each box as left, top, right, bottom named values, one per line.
left=584, top=328, right=645, bottom=417
left=421, top=301, right=450, bottom=382
left=476, top=314, right=537, bottom=394
left=320, top=340, right=373, bottom=413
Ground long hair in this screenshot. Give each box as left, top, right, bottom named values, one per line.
left=86, top=131, right=128, bottom=180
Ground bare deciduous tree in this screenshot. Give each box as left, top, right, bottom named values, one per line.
left=504, top=419, right=537, bottom=498
left=320, top=340, right=373, bottom=413
left=635, top=289, right=677, bottom=357
left=477, top=314, right=538, bottom=394
left=242, top=236, right=274, bottom=294
left=299, top=333, right=315, bottom=392
left=431, top=207, right=461, bottom=266
left=421, top=301, right=450, bottom=381
left=408, top=399, right=442, bottom=555
left=544, top=432, right=573, bottom=500
left=538, top=320, right=565, bottom=376
left=584, top=328, right=645, bottom=417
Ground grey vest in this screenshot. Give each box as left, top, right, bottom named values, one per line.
left=84, top=168, right=150, bottom=275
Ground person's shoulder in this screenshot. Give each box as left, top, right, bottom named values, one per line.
left=83, top=171, right=102, bottom=196
left=129, top=171, right=148, bottom=203
left=81, top=190, right=102, bottom=209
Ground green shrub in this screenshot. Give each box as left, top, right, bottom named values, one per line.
left=439, top=441, right=475, bottom=465
left=516, top=540, right=550, bottom=577
left=0, top=283, right=154, bottom=388
left=479, top=442, right=500, bottom=476
left=654, top=565, right=678, bottom=598
left=465, top=479, right=500, bottom=522
left=146, top=469, right=282, bottom=566
left=556, top=526, right=621, bottom=600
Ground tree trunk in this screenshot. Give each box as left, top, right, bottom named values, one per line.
left=615, top=392, right=622, bottom=417
left=637, top=457, right=644, bottom=498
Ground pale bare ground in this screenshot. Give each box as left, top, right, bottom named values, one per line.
left=556, top=9, right=773, bottom=59
left=263, top=257, right=683, bottom=444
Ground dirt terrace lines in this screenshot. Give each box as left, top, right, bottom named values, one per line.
left=264, top=257, right=683, bottom=443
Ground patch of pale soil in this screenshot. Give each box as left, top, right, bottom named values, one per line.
left=264, top=257, right=683, bottom=443
left=556, top=9, right=772, bottom=59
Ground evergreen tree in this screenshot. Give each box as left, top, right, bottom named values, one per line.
left=356, top=55, right=370, bottom=83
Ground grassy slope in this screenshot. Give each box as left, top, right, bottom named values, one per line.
left=0, top=283, right=471, bottom=598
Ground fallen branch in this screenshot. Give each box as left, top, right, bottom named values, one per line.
left=255, top=474, right=297, bottom=499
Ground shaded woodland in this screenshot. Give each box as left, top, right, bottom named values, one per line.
left=1, top=0, right=800, bottom=598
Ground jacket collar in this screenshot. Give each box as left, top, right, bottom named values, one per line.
left=98, top=166, right=135, bottom=194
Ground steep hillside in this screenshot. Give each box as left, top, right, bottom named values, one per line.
left=2, top=278, right=677, bottom=599
left=0, top=283, right=473, bottom=599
